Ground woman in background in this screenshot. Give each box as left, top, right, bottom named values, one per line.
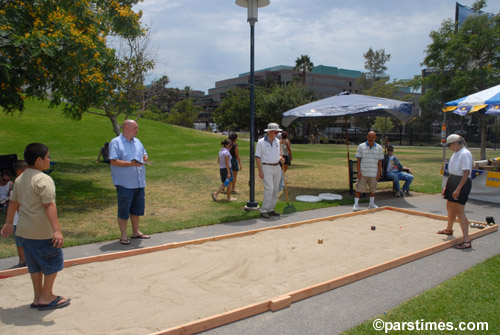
left=228, top=132, right=242, bottom=194
left=280, top=131, right=292, bottom=179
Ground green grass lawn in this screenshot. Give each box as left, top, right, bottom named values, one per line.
left=0, top=99, right=483, bottom=258
left=342, top=254, right=500, bottom=335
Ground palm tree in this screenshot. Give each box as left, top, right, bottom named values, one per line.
left=294, top=55, right=314, bottom=84
left=184, top=86, right=191, bottom=99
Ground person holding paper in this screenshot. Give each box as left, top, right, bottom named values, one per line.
left=109, top=119, right=150, bottom=245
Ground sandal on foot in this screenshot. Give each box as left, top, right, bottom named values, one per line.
left=38, top=296, right=71, bottom=310
left=131, top=234, right=150, bottom=239
left=456, top=241, right=471, bottom=249
left=437, top=229, right=453, bottom=235
left=211, top=192, right=217, bottom=202
left=120, top=239, right=130, bottom=245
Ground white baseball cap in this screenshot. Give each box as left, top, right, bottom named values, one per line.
left=446, top=134, right=461, bottom=146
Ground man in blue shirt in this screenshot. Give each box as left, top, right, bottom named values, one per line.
left=109, top=120, right=150, bottom=245
left=383, top=145, right=414, bottom=197
left=353, top=131, right=384, bottom=211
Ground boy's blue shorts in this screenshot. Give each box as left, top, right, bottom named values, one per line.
left=13, top=225, right=23, bottom=247
left=17, top=237, right=64, bottom=275
left=116, top=186, right=145, bottom=220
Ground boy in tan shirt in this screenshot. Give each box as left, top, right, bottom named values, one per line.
left=1, top=143, right=70, bottom=310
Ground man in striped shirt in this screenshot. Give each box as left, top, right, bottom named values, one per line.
left=353, top=131, right=384, bottom=211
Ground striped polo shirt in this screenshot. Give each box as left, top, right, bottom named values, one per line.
left=356, top=141, right=384, bottom=177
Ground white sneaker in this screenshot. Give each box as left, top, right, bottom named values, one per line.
left=353, top=204, right=359, bottom=211
left=395, top=191, right=401, bottom=197
left=368, top=203, right=379, bottom=209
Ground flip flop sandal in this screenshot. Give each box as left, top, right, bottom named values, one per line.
left=38, top=296, right=71, bottom=310
left=456, top=242, right=472, bottom=249
left=120, top=239, right=131, bottom=245
left=131, top=234, right=150, bottom=239
left=437, top=229, right=453, bottom=235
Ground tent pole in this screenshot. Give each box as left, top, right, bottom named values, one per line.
left=495, top=116, right=498, bottom=151
left=442, top=112, right=447, bottom=171
left=345, top=116, right=350, bottom=161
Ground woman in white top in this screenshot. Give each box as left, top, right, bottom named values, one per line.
left=438, top=134, right=473, bottom=249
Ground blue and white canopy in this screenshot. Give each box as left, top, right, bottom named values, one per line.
left=282, top=92, right=413, bottom=127
left=443, top=84, right=500, bottom=116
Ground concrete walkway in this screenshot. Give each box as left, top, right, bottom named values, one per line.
left=1, top=192, right=499, bottom=334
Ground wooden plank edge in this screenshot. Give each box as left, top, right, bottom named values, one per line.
left=149, top=300, right=270, bottom=335
left=383, top=206, right=487, bottom=225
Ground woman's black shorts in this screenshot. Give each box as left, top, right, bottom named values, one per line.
left=444, top=174, right=472, bottom=205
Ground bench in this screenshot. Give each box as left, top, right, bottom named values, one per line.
left=348, top=159, right=394, bottom=194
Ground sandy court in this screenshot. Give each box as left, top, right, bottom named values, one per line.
left=0, top=210, right=482, bottom=334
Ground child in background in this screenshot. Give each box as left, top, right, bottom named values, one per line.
left=211, top=139, right=236, bottom=202
left=11, top=160, right=29, bottom=267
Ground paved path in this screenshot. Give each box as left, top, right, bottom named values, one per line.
left=1, top=192, right=499, bottom=334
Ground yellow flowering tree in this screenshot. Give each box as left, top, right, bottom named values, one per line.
left=0, top=0, right=144, bottom=120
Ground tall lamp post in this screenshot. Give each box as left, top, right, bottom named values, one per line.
left=236, top=0, right=270, bottom=210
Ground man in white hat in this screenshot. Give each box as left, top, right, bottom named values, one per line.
left=255, top=123, right=285, bottom=218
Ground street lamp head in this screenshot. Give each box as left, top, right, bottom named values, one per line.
left=236, top=0, right=270, bottom=25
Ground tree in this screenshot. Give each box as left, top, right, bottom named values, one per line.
left=86, top=29, right=156, bottom=135
left=357, top=48, right=392, bottom=93
left=0, top=0, right=144, bottom=119
left=419, top=0, right=500, bottom=159
left=372, top=117, right=394, bottom=145
left=294, top=55, right=314, bottom=84
left=184, top=86, right=191, bottom=99
left=213, top=82, right=316, bottom=134
left=166, top=98, right=201, bottom=128
left=213, top=87, right=250, bottom=131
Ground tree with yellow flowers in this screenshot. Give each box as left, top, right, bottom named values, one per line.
left=0, top=0, right=144, bottom=123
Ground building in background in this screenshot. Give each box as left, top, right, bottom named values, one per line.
left=195, top=64, right=362, bottom=131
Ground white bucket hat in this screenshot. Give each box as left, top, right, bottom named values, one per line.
left=264, top=123, right=283, bottom=132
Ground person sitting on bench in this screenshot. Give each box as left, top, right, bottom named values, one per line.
left=0, top=169, right=13, bottom=211
left=383, top=145, right=414, bottom=197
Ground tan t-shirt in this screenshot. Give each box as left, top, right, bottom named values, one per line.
left=11, top=168, right=56, bottom=239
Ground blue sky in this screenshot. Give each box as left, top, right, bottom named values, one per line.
left=134, top=0, right=500, bottom=94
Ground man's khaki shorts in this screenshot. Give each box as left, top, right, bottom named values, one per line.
left=356, top=176, right=378, bottom=193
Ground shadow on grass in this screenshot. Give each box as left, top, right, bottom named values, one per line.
left=51, top=162, right=115, bottom=213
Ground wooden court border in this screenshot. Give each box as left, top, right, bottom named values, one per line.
left=0, top=207, right=497, bottom=334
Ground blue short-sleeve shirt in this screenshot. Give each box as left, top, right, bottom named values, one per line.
left=109, top=134, right=147, bottom=189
